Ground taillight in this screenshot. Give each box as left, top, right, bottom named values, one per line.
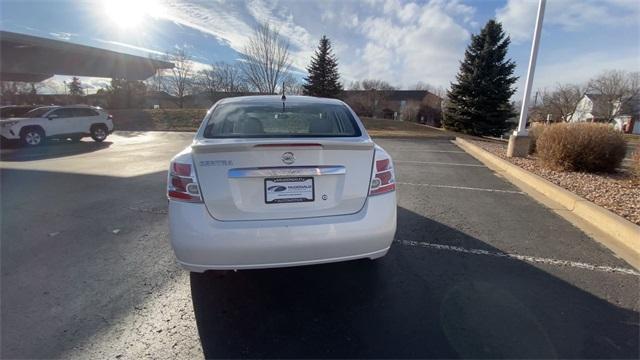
left=369, top=149, right=396, bottom=196
left=167, top=158, right=202, bottom=203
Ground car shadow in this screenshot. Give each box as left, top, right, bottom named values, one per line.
left=0, top=139, right=112, bottom=161
left=111, top=130, right=150, bottom=138
left=190, top=207, right=639, bottom=359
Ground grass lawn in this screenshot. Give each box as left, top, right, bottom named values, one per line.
left=110, top=109, right=453, bottom=138
left=624, top=133, right=640, bottom=146
left=360, top=117, right=453, bottom=138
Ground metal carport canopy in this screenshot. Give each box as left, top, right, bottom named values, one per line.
left=0, top=31, right=173, bottom=82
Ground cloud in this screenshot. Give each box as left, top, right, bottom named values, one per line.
left=340, top=0, right=471, bottom=88
left=154, top=0, right=478, bottom=89
left=40, top=76, right=112, bottom=95
left=534, top=51, right=640, bottom=90
left=497, top=0, right=640, bottom=43
left=244, top=0, right=316, bottom=69
left=49, top=32, right=74, bottom=41
left=162, top=0, right=254, bottom=51
left=160, top=0, right=316, bottom=70
left=94, top=39, right=165, bottom=56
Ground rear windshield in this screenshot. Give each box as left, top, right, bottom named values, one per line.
left=203, top=102, right=361, bottom=138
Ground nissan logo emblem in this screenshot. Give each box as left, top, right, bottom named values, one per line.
left=281, top=152, right=295, bottom=165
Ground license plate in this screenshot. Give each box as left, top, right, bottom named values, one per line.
left=265, top=177, right=314, bottom=204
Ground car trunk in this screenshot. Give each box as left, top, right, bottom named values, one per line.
left=192, top=138, right=375, bottom=221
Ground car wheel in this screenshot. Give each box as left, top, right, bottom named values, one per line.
left=90, top=125, right=108, bottom=142
left=20, top=128, right=45, bottom=147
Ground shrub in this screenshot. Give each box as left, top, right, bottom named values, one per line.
left=536, top=123, right=626, bottom=172
left=527, top=123, right=545, bottom=154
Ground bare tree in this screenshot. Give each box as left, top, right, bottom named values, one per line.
left=587, top=70, right=640, bottom=121
left=196, top=61, right=248, bottom=102
left=412, top=81, right=447, bottom=99
left=196, top=65, right=221, bottom=102
left=145, top=54, right=168, bottom=93
left=0, top=81, right=42, bottom=104
left=1, top=82, right=22, bottom=104
left=240, top=23, right=292, bottom=94
left=359, top=79, right=395, bottom=91
left=282, top=73, right=304, bottom=95
left=146, top=72, right=165, bottom=93
left=164, top=47, right=194, bottom=108
left=538, top=83, right=587, bottom=122
left=413, top=81, right=429, bottom=91
left=216, top=62, right=247, bottom=92
left=350, top=79, right=395, bottom=117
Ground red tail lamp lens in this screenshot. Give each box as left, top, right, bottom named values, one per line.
left=173, top=163, right=191, bottom=176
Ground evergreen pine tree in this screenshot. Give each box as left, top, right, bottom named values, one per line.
left=444, top=20, right=517, bottom=136
left=68, top=76, right=84, bottom=97
left=303, top=35, right=343, bottom=98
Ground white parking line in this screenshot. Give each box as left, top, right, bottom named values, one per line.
left=395, top=240, right=640, bottom=276
left=395, top=160, right=485, bottom=167
left=397, top=182, right=525, bottom=194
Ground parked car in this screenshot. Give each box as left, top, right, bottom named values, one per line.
left=0, top=105, right=114, bottom=146
left=168, top=95, right=397, bottom=271
left=0, top=105, right=40, bottom=119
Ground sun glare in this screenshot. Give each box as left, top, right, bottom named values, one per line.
left=102, top=0, right=166, bottom=29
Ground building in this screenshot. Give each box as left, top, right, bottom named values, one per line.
left=568, top=93, right=640, bottom=134
left=568, top=94, right=614, bottom=123
left=340, top=90, right=443, bottom=126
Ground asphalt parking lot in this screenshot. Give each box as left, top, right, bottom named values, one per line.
left=1, top=132, right=638, bottom=359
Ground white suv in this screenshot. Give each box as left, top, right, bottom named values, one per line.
left=0, top=105, right=114, bottom=146
left=168, top=96, right=397, bottom=271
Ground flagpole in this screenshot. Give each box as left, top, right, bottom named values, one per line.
left=507, top=0, right=546, bottom=157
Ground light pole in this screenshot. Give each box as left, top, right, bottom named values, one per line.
left=507, top=0, right=546, bottom=157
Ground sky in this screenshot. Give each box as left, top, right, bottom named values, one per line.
left=1, top=0, right=639, bottom=100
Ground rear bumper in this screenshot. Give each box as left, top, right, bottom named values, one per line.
left=169, top=192, right=397, bottom=271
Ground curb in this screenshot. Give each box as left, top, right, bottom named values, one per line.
left=455, top=137, right=640, bottom=268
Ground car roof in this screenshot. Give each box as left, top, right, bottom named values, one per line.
left=1, top=105, right=39, bottom=109
left=35, top=105, right=101, bottom=110
left=216, top=95, right=346, bottom=106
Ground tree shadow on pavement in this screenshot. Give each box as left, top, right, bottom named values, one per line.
left=0, top=139, right=111, bottom=161
left=190, top=207, right=639, bottom=359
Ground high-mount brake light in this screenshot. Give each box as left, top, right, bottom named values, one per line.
left=167, top=160, right=202, bottom=203
left=369, top=150, right=396, bottom=196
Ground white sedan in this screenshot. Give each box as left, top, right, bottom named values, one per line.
left=168, top=95, right=397, bottom=271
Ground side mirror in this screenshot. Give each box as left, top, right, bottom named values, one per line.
left=47, top=114, right=58, bottom=120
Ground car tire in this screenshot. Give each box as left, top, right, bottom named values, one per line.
left=90, top=125, right=108, bottom=142
left=20, top=127, right=45, bottom=147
